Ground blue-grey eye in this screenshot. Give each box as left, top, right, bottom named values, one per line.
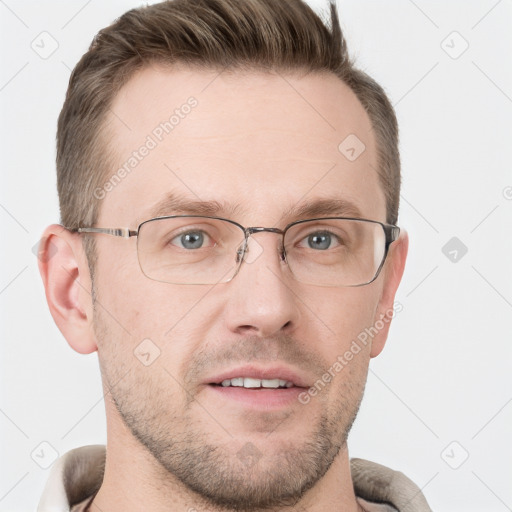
left=307, top=232, right=332, bottom=250
left=176, top=231, right=205, bottom=249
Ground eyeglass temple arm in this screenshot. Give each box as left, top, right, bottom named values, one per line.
left=385, top=225, right=400, bottom=244
left=77, top=227, right=137, bottom=238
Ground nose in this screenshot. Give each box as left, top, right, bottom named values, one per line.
left=223, top=233, right=301, bottom=337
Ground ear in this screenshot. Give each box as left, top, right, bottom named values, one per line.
left=37, top=224, right=98, bottom=354
left=370, top=228, right=409, bottom=358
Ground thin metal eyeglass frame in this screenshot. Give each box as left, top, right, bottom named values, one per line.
left=76, top=215, right=400, bottom=287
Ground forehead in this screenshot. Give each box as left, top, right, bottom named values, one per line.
left=99, top=65, right=385, bottom=226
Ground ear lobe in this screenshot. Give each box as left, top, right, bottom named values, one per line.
left=38, top=224, right=98, bottom=355
left=370, top=228, right=409, bottom=358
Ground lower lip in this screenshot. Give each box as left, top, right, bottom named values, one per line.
left=207, top=384, right=305, bottom=409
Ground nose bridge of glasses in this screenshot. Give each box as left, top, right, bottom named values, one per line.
left=245, top=226, right=284, bottom=236
left=236, top=226, right=286, bottom=264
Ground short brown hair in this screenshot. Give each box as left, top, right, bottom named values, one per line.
left=57, top=0, right=400, bottom=243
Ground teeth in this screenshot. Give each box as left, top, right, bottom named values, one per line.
left=219, top=378, right=294, bottom=388
left=261, top=379, right=280, bottom=388
left=244, top=377, right=261, bottom=388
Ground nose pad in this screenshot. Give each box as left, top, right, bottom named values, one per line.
left=235, top=237, right=265, bottom=265
left=242, top=237, right=265, bottom=264
left=279, top=245, right=287, bottom=263
left=235, top=239, right=247, bottom=264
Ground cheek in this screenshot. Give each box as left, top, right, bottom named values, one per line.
left=94, top=244, right=206, bottom=336
left=93, top=254, right=220, bottom=383
left=302, top=286, right=379, bottom=354
left=93, top=278, right=203, bottom=404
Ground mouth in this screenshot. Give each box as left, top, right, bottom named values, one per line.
left=204, top=365, right=310, bottom=409
left=210, top=377, right=295, bottom=389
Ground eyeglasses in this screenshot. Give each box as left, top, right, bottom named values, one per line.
left=76, top=215, right=400, bottom=287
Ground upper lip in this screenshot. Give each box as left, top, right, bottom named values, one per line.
left=204, top=364, right=311, bottom=388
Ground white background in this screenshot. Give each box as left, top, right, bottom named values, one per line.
left=1, top=1, right=511, bottom=510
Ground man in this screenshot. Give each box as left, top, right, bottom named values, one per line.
left=37, top=0, right=430, bottom=510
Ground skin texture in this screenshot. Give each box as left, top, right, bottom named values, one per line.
left=39, top=65, right=408, bottom=512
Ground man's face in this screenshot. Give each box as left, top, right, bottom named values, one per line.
left=92, top=65, right=389, bottom=509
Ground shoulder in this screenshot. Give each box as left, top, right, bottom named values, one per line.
left=38, top=445, right=105, bottom=512
left=350, top=458, right=432, bottom=512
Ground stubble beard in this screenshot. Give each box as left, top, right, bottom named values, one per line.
left=93, top=304, right=367, bottom=512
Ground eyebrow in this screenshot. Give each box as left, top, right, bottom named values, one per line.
left=146, top=192, right=243, bottom=220
left=143, top=192, right=364, bottom=225
left=288, top=197, right=363, bottom=220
